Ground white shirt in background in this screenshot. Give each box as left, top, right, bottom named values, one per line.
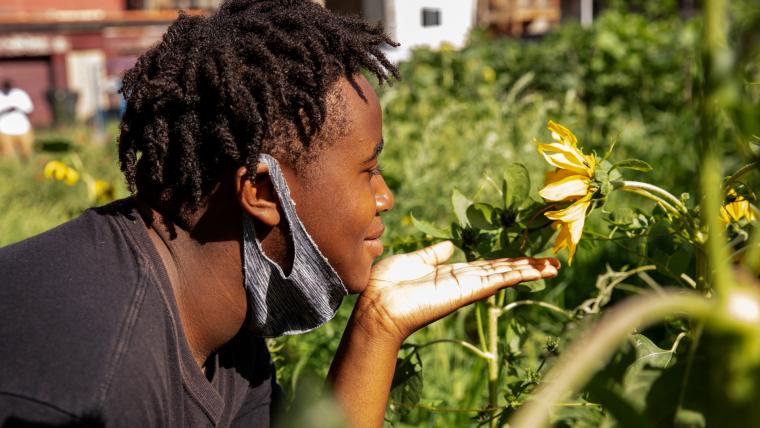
left=0, top=88, right=34, bottom=136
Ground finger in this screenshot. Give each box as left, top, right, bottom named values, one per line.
left=453, top=258, right=555, bottom=273
left=533, top=257, right=561, bottom=269
left=454, top=263, right=551, bottom=276
left=483, top=268, right=543, bottom=290
left=464, top=258, right=531, bottom=268
left=407, top=241, right=455, bottom=266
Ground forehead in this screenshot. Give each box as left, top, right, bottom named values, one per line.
left=318, top=75, right=382, bottom=164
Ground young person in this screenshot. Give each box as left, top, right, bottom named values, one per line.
left=0, top=79, right=34, bottom=161
left=0, top=1, right=559, bottom=426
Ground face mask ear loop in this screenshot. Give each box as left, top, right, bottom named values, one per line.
left=242, top=158, right=296, bottom=279
left=257, top=154, right=347, bottom=292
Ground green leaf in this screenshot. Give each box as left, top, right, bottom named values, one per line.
left=451, top=188, right=473, bottom=228
left=629, top=334, right=679, bottom=371
left=467, top=203, right=500, bottom=230
left=614, top=159, right=654, bottom=172
left=389, top=351, right=423, bottom=417
left=503, top=163, right=531, bottom=209
left=622, top=334, right=684, bottom=419
left=410, top=212, right=451, bottom=239
left=514, top=279, right=546, bottom=293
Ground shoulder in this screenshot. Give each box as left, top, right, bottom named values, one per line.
left=0, top=200, right=156, bottom=418
left=0, top=200, right=144, bottom=293
left=8, top=88, right=31, bottom=101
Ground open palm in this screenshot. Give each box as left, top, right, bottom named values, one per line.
left=362, top=241, right=560, bottom=339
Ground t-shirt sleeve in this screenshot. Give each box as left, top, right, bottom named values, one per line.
left=0, top=393, right=88, bottom=427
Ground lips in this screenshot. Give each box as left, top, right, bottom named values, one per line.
left=364, top=223, right=386, bottom=258
left=365, top=223, right=386, bottom=241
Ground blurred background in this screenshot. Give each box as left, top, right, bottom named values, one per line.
left=0, top=0, right=698, bottom=131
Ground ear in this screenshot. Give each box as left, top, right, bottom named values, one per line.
left=235, top=164, right=281, bottom=227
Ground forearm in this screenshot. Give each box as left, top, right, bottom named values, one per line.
left=327, top=299, right=403, bottom=428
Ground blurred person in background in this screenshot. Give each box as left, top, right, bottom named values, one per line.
left=0, top=1, right=559, bottom=427
left=0, top=79, right=34, bottom=162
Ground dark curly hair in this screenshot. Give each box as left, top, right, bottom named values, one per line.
left=118, top=0, right=398, bottom=226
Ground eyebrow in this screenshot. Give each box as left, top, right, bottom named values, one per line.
left=362, top=138, right=384, bottom=164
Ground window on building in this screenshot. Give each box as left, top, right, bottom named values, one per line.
left=421, top=8, right=441, bottom=27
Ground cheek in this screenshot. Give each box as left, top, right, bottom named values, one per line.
left=313, top=189, right=378, bottom=289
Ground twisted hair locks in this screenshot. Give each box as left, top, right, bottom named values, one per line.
left=118, top=0, right=398, bottom=225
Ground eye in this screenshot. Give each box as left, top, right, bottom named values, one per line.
left=368, top=164, right=383, bottom=176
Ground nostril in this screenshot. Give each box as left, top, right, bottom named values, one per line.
left=376, top=192, right=393, bottom=212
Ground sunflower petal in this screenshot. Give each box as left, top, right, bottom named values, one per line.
left=539, top=174, right=591, bottom=202
left=538, top=143, right=593, bottom=176
left=545, top=195, right=592, bottom=222
left=548, top=120, right=578, bottom=148
left=545, top=195, right=592, bottom=265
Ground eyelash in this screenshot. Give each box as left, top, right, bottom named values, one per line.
left=369, top=165, right=383, bottom=176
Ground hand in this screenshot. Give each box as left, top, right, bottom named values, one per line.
left=355, top=241, right=560, bottom=342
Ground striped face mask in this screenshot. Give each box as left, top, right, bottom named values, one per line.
left=242, top=154, right=347, bottom=337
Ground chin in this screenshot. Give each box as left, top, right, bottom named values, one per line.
left=342, top=266, right=372, bottom=294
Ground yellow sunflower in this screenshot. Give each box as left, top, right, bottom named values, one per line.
left=538, top=121, right=597, bottom=264
left=43, top=160, right=80, bottom=186
left=720, top=189, right=755, bottom=224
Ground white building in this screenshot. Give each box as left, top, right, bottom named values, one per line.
left=326, top=0, right=478, bottom=62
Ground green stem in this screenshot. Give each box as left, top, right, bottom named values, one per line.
left=554, top=402, right=602, bottom=408
left=476, top=302, right=488, bottom=352
left=702, top=155, right=732, bottom=297
left=675, top=322, right=703, bottom=419
left=499, top=300, right=574, bottom=319
left=410, top=339, right=494, bottom=361
left=508, top=290, right=713, bottom=428
left=487, top=295, right=500, bottom=428
left=725, top=162, right=759, bottom=186
left=621, top=187, right=681, bottom=216
left=616, top=180, right=689, bottom=215
left=388, top=400, right=485, bottom=414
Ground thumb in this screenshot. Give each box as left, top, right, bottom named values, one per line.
left=405, top=241, right=455, bottom=266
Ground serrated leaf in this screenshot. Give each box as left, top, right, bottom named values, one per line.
left=410, top=212, right=451, bottom=239
left=614, top=159, right=654, bottom=172
left=451, top=188, right=473, bottom=228
left=503, top=163, right=531, bottom=209
left=467, top=203, right=500, bottom=230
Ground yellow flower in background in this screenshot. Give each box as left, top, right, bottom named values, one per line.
left=545, top=194, right=593, bottom=265
left=482, top=66, right=496, bottom=83
left=439, top=41, right=454, bottom=53
left=93, top=180, right=115, bottom=202
left=43, top=160, right=80, bottom=186
left=537, top=121, right=597, bottom=265
left=720, top=189, right=755, bottom=224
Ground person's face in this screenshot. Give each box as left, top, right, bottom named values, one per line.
left=280, top=75, right=394, bottom=293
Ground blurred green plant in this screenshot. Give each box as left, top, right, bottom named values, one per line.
left=0, top=125, right=125, bottom=247
left=383, top=1, right=760, bottom=427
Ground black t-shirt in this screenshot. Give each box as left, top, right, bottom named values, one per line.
left=0, top=199, right=278, bottom=427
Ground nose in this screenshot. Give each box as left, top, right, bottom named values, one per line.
left=374, top=176, right=394, bottom=213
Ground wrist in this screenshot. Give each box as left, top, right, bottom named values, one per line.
left=350, top=293, right=407, bottom=348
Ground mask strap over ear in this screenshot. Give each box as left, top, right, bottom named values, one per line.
left=241, top=154, right=348, bottom=337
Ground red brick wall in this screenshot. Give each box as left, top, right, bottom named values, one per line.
left=0, top=0, right=126, bottom=14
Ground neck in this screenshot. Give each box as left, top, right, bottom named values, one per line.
left=136, top=197, right=248, bottom=369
